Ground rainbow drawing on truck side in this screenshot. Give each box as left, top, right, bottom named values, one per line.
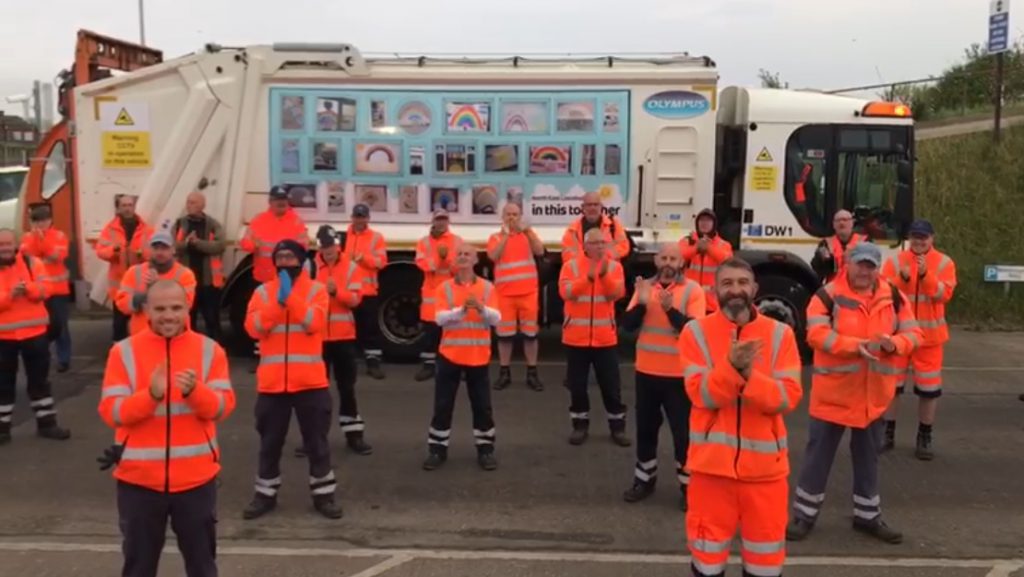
left=446, top=104, right=489, bottom=132
left=503, top=114, right=529, bottom=132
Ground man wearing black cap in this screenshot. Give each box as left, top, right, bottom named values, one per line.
left=21, top=203, right=72, bottom=372
left=343, top=204, right=388, bottom=380
left=881, top=219, right=957, bottom=460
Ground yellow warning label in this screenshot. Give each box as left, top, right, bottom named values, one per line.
left=750, top=165, right=778, bottom=192
left=756, top=147, right=773, bottom=162
left=114, top=108, right=136, bottom=127
left=102, top=132, right=151, bottom=168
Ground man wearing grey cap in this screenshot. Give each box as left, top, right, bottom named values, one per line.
left=342, top=203, right=388, bottom=380
left=787, top=241, right=920, bottom=545
left=115, top=229, right=197, bottom=336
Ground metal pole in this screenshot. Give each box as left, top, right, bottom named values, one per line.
left=138, top=0, right=146, bottom=45
left=995, top=51, right=1005, bottom=143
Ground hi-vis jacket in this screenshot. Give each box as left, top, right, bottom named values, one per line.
left=245, top=272, right=329, bottom=393
left=116, top=262, right=197, bottom=336
left=343, top=226, right=387, bottom=297
left=680, top=232, right=734, bottom=313
left=881, top=249, right=957, bottom=347
left=415, top=231, right=462, bottom=322
left=678, top=309, right=803, bottom=482
left=558, top=256, right=625, bottom=348
left=623, top=277, right=706, bottom=378
left=239, top=208, right=308, bottom=284
left=811, top=233, right=867, bottom=284
left=486, top=230, right=539, bottom=297
left=435, top=276, right=500, bottom=367
left=806, top=277, right=921, bottom=429
left=98, top=329, right=235, bottom=493
left=0, top=254, right=49, bottom=341
left=314, top=253, right=362, bottom=342
left=20, top=228, right=70, bottom=297
left=95, top=217, right=153, bottom=302
left=561, top=214, right=630, bottom=262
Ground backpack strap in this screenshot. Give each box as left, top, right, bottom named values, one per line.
left=888, top=280, right=902, bottom=315
left=21, top=254, right=34, bottom=280
left=815, top=286, right=835, bottom=324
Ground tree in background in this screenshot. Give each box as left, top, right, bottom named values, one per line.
left=758, top=69, right=789, bottom=89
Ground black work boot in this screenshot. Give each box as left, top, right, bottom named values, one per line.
left=422, top=451, right=447, bottom=471
left=786, top=517, right=815, bottom=541
left=366, top=358, right=385, bottom=380
left=526, top=367, right=544, bottom=392
left=569, top=426, right=589, bottom=446
left=313, top=495, right=343, bottom=519
left=493, top=366, right=512, bottom=391
left=915, top=426, right=934, bottom=461
left=880, top=420, right=896, bottom=453
left=414, top=363, right=435, bottom=382
left=477, top=450, right=498, bottom=471
left=37, top=424, right=71, bottom=441
left=56, top=362, right=70, bottom=373
left=853, top=517, right=903, bottom=544
left=622, top=479, right=656, bottom=503
left=610, top=429, right=632, bottom=447
left=346, top=433, right=373, bottom=456
left=242, top=494, right=277, bottom=520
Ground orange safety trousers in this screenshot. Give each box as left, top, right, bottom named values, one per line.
left=687, top=473, right=787, bottom=577
left=899, top=344, right=944, bottom=398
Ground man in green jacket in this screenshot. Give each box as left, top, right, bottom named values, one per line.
left=172, top=191, right=227, bottom=341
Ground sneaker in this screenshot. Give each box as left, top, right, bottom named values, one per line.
left=915, top=431, right=934, bottom=461
left=414, top=363, right=435, bottom=382
left=56, top=363, right=70, bottom=374
left=422, top=452, right=446, bottom=471
left=786, top=517, right=815, bottom=541
left=622, top=480, right=655, bottom=503
left=853, top=517, right=903, bottom=544
left=493, top=367, right=511, bottom=391
left=37, top=425, right=71, bottom=441
left=526, top=369, right=544, bottom=392
left=347, top=435, right=373, bottom=456
left=569, top=428, right=589, bottom=446
left=313, top=496, right=344, bottom=519
left=611, top=430, right=632, bottom=447
left=477, top=452, right=498, bottom=471
left=366, top=358, right=385, bottom=380
left=242, top=495, right=277, bottom=520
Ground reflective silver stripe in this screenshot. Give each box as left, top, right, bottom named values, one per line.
left=686, top=322, right=716, bottom=409
left=578, top=295, right=609, bottom=303
left=0, top=318, right=49, bottom=331
left=450, top=322, right=489, bottom=331
left=640, top=326, right=677, bottom=337
left=773, top=370, right=801, bottom=380
left=422, top=297, right=436, bottom=304
left=898, top=319, right=920, bottom=331
left=743, top=562, right=783, bottom=577
left=689, top=431, right=787, bottom=453
left=796, top=487, right=825, bottom=503
left=201, top=337, right=215, bottom=382
left=637, top=343, right=678, bottom=355
left=155, top=402, right=194, bottom=417
left=441, top=338, right=490, bottom=347
left=566, top=318, right=613, bottom=327
left=678, top=282, right=695, bottom=311
left=919, top=318, right=947, bottom=329
left=118, top=340, right=138, bottom=391
left=690, top=538, right=731, bottom=553
left=300, top=308, right=314, bottom=330
left=870, top=361, right=904, bottom=376
left=444, top=282, right=454, bottom=309
left=742, top=539, right=785, bottom=554
left=569, top=259, right=579, bottom=277
left=692, top=560, right=727, bottom=575
left=916, top=369, right=942, bottom=379
left=683, top=365, right=707, bottom=378
left=937, top=255, right=953, bottom=274
left=207, top=379, right=231, bottom=391
left=495, top=259, right=534, bottom=271
left=329, top=313, right=354, bottom=323
left=768, top=323, right=791, bottom=412
left=259, top=354, right=322, bottom=365
left=121, top=441, right=217, bottom=461
left=813, top=363, right=862, bottom=375
left=112, top=397, right=126, bottom=426
left=933, top=282, right=947, bottom=298
left=853, top=494, right=880, bottom=506
left=271, top=324, right=306, bottom=334
left=822, top=331, right=838, bottom=353
left=495, top=272, right=536, bottom=284
left=832, top=295, right=861, bottom=310
left=807, top=316, right=830, bottom=327
left=102, top=385, right=133, bottom=399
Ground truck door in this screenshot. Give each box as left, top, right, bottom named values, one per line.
left=647, top=126, right=699, bottom=229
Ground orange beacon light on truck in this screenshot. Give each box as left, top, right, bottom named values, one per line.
left=861, top=102, right=912, bottom=118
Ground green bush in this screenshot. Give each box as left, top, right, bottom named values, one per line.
left=916, top=126, right=1024, bottom=328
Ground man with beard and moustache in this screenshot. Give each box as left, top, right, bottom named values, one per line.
left=21, top=203, right=72, bottom=372
left=172, top=192, right=227, bottom=341
left=880, top=219, right=957, bottom=460
left=413, top=209, right=462, bottom=382
left=787, top=242, right=920, bottom=545
left=343, top=204, right=388, bottom=380
left=680, top=209, right=733, bottom=314
left=678, top=258, right=802, bottom=577
left=811, top=210, right=867, bottom=285
left=96, top=194, right=153, bottom=342
left=116, top=230, right=197, bottom=336
left=98, top=279, right=236, bottom=577
left=0, top=228, right=71, bottom=444
left=620, top=243, right=705, bottom=509
left=242, top=240, right=342, bottom=520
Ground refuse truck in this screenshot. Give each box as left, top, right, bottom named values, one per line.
left=22, top=30, right=916, bottom=358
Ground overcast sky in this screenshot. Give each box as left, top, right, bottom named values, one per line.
left=0, top=0, right=1001, bottom=117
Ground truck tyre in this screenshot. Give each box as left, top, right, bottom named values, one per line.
left=754, top=274, right=813, bottom=360
left=378, top=265, right=425, bottom=362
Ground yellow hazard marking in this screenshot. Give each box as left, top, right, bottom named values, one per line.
left=750, top=166, right=778, bottom=192
left=114, top=108, right=135, bottom=127
left=756, top=147, right=773, bottom=162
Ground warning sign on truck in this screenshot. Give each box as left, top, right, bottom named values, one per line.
left=750, top=165, right=778, bottom=192
left=99, top=102, right=152, bottom=169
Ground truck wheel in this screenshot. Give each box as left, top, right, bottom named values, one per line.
left=755, top=274, right=812, bottom=360
left=378, top=266, right=425, bottom=362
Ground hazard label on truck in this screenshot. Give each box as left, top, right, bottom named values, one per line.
left=755, top=147, right=773, bottom=162
left=750, top=165, right=778, bottom=192
left=99, top=102, right=152, bottom=169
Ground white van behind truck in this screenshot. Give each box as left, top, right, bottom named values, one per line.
left=0, top=166, right=27, bottom=231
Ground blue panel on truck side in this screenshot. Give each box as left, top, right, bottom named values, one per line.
left=267, top=88, right=630, bottom=226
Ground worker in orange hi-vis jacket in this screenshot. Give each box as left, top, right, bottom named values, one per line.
left=561, top=191, right=630, bottom=263
left=811, top=210, right=867, bottom=285
left=680, top=209, right=733, bottom=314
left=678, top=257, right=803, bottom=577
left=116, top=230, right=197, bottom=336
left=21, top=203, right=72, bottom=372
left=413, top=209, right=462, bottom=383
left=95, top=194, right=153, bottom=342
left=880, top=219, right=957, bottom=460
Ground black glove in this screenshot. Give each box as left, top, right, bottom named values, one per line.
left=97, top=444, right=125, bottom=471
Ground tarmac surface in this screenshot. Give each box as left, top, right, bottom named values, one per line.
left=1, top=318, right=1023, bottom=576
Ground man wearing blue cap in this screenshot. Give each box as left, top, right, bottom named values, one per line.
left=881, top=219, right=957, bottom=460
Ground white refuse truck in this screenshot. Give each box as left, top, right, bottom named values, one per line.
left=23, top=31, right=915, bottom=358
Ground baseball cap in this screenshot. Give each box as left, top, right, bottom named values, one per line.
left=908, top=219, right=935, bottom=237
left=149, top=230, right=174, bottom=247
left=269, top=185, right=289, bottom=201
left=432, top=208, right=450, bottom=220
left=352, top=204, right=370, bottom=218
left=847, top=242, right=882, bottom=267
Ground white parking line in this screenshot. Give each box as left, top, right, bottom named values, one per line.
left=350, top=554, right=414, bottom=577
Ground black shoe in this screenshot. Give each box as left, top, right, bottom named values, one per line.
left=56, top=363, right=70, bottom=373
left=611, top=430, right=632, bottom=447
left=0, top=432, right=10, bottom=446
left=347, top=435, right=373, bottom=456
left=477, top=452, right=498, bottom=471
left=915, top=431, right=934, bottom=461
left=526, top=368, right=544, bottom=392
left=623, top=480, right=655, bottom=503
left=366, top=358, right=385, bottom=380
left=294, top=445, right=307, bottom=458
left=853, top=517, right=903, bottom=544
left=562, top=377, right=570, bottom=390
left=313, top=496, right=344, bottom=519
left=242, top=495, right=277, bottom=520
left=786, top=517, right=815, bottom=541
left=422, top=452, right=446, bottom=471
left=37, top=425, right=71, bottom=441
left=569, top=428, right=589, bottom=446
left=493, top=367, right=511, bottom=391
left=1019, top=393, right=1024, bottom=402
left=414, top=363, right=435, bottom=382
